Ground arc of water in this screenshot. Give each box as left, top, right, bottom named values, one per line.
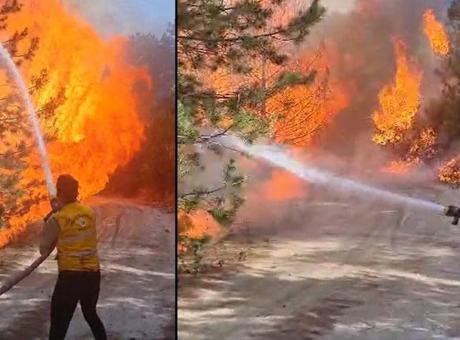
left=0, top=44, right=57, bottom=297
left=220, top=135, right=445, bottom=214
left=0, top=44, right=56, bottom=197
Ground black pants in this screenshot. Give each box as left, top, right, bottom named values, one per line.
left=49, top=270, right=107, bottom=340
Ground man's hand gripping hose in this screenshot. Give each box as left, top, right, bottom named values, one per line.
left=445, top=205, right=460, bottom=225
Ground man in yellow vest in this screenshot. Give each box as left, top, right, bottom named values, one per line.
left=40, top=174, right=107, bottom=340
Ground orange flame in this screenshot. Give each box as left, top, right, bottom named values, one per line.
left=258, top=169, right=307, bottom=202
left=407, top=127, right=437, bottom=159
left=178, top=209, right=224, bottom=253
left=423, top=9, right=450, bottom=56
left=202, top=45, right=348, bottom=147
left=270, top=47, right=349, bottom=147
left=0, top=0, right=149, bottom=247
left=373, top=38, right=422, bottom=146
left=382, top=128, right=437, bottom=175
left=439, top=158, right=460, bottom=185
left=383, top=160, right=417, bottom=175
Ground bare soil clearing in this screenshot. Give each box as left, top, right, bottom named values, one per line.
left=179, top=184, right=460, bottom=339
left=0, top=197, right=175, bottom=340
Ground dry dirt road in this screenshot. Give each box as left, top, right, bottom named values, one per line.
left=0, top=197, right=175, bottom=340
left=179, top=184, right=460, bottom=339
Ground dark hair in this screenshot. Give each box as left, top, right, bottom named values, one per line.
left=56, top=174, right=79, bottom=204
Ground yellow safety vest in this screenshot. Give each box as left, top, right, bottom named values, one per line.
left=53, top=202, right=100, bottom=272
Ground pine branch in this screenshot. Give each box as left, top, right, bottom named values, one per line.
left=197, top=125, right=234, bottom=141
left=179, top=185, right=227, bottom=198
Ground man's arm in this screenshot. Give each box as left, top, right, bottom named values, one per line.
left=39, top=217, right=59, bottom=256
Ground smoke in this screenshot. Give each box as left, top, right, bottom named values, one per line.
left=214, top=137, right=444, bottom=236
left=182, top=0, right=456, bottom=239
left=63, top=0, right=173, bottom=37
left=57, top=1, right=176, bottom=205
left=322, top=0, right=357, bottom=13
left=304, top=0, right=450, bottom=157
left=104, top=31, right=175, bottom=206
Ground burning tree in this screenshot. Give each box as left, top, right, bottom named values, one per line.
left=367, top=5, right=454, bottom=175
left=392, top=0, right=460, bottom=185
left=433, top=1, right=460, bottom=185
left=178, top=0, right=325, bottom=252
left=0, top=0, right=150, bottom=247
left=423, top=8, right=451, bottom=56
left=104, top=27, right=176, bottom=206
left=0, top=0, right=65, bottom=233
left=372, top=38, right=423, bottom=147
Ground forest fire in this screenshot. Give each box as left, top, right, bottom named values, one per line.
left=270, top=47, right=349, bottom=147
left=258, top=169, right=307, bottom=202
left=194, top=2, right=454, bottom=198
left=423, top=9, right=450, bottom=56
left=372, top=38, right=422, bottom=146
left=439, top=158, right=460, bottom=185
left=0, top=0, right=150, bottom=247
left=178, top=209, right=223, bottom=253
left=383, top=128, right=438, bottom=174
left=179, top=210, right=223, bottom=239
left=383, top=160, right=414, bottom=175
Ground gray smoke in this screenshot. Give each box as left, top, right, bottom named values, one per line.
left=304, top=0, right=450, bottom=157
left=63, top=0, right=173, bottom=37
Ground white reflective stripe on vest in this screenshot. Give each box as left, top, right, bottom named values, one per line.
left=64, top=249, right=98, bottom=257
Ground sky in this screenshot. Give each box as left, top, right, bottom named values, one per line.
left=64, top=0, right=174, bottom=37
left=64, top=0, right=354, bottom=37
left=63, top=1, right=355, bottom=37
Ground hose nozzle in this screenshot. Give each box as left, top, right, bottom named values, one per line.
left=445, top=205, right=460, bottom=225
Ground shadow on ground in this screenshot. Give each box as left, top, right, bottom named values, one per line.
left=179, top=188, right=460, bottom=339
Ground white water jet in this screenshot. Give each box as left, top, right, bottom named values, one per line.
left=221, top=135, right=445, bottom=214
left=0, top=45, right=55, bottom=197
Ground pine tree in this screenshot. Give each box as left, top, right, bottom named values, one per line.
left=0, top=0, right=66, bottom=230
left=178, top=0, right=325, bottom=246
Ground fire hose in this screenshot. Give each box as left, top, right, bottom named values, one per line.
left=0, top=201, right=59, bottom=297
left=0, top=247, right=54, bottom=296
left=0, top=205, right=459, bottom=297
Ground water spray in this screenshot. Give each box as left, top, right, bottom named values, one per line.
left=219, top=135, right=459, bottom=224
left=0, top=45, right=56, bottom=296
left=0, top=45, right=56, bottom=197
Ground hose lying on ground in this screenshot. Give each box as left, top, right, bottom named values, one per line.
left=0, top=247, right=53, bottom=296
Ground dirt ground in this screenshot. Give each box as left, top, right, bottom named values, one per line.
left=179, top=183, right=460, bottom=339
left=0, top=197, right=175, bottom=340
